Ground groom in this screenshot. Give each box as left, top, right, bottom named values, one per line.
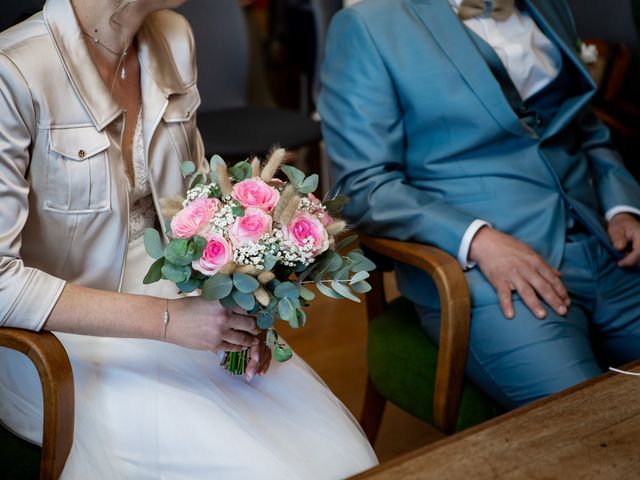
left=319, top=0, right=640, bottom=408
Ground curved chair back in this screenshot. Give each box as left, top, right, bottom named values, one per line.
left=176, top=0, right=250, bottom=111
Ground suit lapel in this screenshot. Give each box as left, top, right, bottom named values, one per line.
left=410, top=0, right=531, bottom=137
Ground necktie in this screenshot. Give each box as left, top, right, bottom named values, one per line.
left=458, top=0, right=516, bottom=22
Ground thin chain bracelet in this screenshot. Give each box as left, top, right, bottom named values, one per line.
left=162, top=299, right=170, bottom=342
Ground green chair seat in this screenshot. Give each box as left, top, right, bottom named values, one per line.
left=368, top=297, right=500, bottom=431
left=0, top=424, right=40, bottom=480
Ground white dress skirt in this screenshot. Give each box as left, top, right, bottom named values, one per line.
left=0, top=114, right=378, bottom=479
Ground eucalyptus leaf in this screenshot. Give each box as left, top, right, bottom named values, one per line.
left=351, top=280, right=372, bottom=294
left=331, top=280, right=361, bottom=302
left=161, top=262, right=191, bottom=284
left=274, top=281, right=300, bottom=300
left=233, top=272, right=260, bottom=293
left=262, top=253, right=278, bottom=272
left=289, top=308, right=306, bottom=329
left=274, top=345, right=293, bottom=362
left=143, top=228, right=164, bottom=259
left=281, top=165, right=305, bottom=188
left=192, top=236, right=207, bottom=261
left=335, top=234, right=358, bottom=251
left=347, top=251, right=376, bottom=272
left=220, top=294, right=239, bottom=310
left=229, top=161, right=252, bottom=181
left=143, top=257, right=164, bottom=284
left=350, top=271, right=370, bottom=284
left=316, top=281, right=345, bottom=299
left=298, top=285, right=316, bottom=301
left=181, top=160, right=196, bottom=177
left=231, top=206, right=245, bottom=217
left=324, top=194, right=350, bottom=216
left=165, top=238, right=193, bottom=266
left=177, top=277, right=200, bottom=293
left=189, top=171, right=207, bottom=189
left=232, top=289, right=256, bottom=311
left=202, top=274, right=233, bottom=300
left=322, top=250, right=344, bottom=273
left=297, top=174, right=319, bottom=194
left=277, top=297, right=295, bottom=322
left=266, top=328, right=278, bottom=349
left=257, top=311, right=276, bottom=329
left=209, top=154, right=226, bottom=183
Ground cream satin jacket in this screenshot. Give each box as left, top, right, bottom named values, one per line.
left=0, top=0, right=207, bottom=330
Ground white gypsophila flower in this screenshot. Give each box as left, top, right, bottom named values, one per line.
left=183, top=183, right=218, bottom=207
left=580, top=42, right=598, bottom=65
left=211, top=204, right=236, bottom=234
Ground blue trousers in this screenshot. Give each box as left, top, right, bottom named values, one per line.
left=416, top=232, right=640, bottom=409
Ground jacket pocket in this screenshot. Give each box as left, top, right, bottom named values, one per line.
left=44, top=126, right=111, bottom=214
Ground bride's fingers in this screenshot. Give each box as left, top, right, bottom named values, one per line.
left=226, top=313, right=260, bottom=335
left=223, top=329, right=259, bottom=347
left=245, top=344, right=261, bottom=381
left=257, top=346, right=271, bottom=376
left=212, top=341, right=245, bottom=355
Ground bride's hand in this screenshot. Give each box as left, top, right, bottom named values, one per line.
left=166, top=297, right=260, bottom=352
left=246, top=330, right=272, bottom=381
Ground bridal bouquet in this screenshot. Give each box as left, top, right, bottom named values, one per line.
left=143, top=149, right=375, bottom=375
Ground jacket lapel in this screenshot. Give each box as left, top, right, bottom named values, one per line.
left=410, top=0, right=531, bottom=137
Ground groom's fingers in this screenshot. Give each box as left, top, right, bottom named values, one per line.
left=496, top=281, right=514, bottom=319
left=618, top=233, right=640, bottom=267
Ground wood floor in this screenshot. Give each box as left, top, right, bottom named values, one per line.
left=277, top=273, right=444, bottom=463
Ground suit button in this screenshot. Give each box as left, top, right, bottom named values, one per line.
left=78, top=149, right=86, bottom=158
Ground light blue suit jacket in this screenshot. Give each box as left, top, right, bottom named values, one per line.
left=318, top=0, right=640, bottom=309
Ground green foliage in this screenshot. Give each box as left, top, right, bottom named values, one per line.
left=229, top=161, right=252, bottom=181
left=335, top=234, right=358, bottom=251
left=232, top=289, right=256, bottom=311
left=262, top=253, right=278, bottom=272
left=233, top=272, right=260, bottom=293
left=202, top=274, right=233, bottom=300
left=315, top=280, right=344, bottom=299
left=347, top=251, right=377, bottom=272
left=181, top=160, right=196, bottom=177
left=143, top=228, right=164, bottom=259
left=209, top=155, right=226, bottom=183
left=220, top=294, right=238, bottom=310
left=189, top=171, right=207, bottom=189
left=161, top=262, right=191, bottom=284
left=324, top=194, right=350, bottom=216
left=143, top=257, right=164, bottom=284
left=277, top=297, right=296, bottom=323
left=257, top=310, right=275, bottom=329
left=351, top=280, right=372, bottom=294
left=177, top=278, right=201, bottom=293
left=331, top=280, right=361, bottom=302
left=266, top=328, right=278, bottom=349
left=281, top=165, right=305, bottom=188
left=350, top=271, right=370, bottom=284
left=274, top=281, right=300, bottom=300
left=231, top=205, right=245, bottom=217
left=298, top=285, right=316, bottom=301
left=192, top=236, right=207, bottom=261
left=297, top=174, right=319, bottom=194
left=274, top=345, right=293, bottom=362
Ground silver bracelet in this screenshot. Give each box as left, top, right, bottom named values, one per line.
left=162, top=299, right=170, bottom=342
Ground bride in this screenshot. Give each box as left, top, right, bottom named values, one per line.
left=0, top=0, right=378, bottom=477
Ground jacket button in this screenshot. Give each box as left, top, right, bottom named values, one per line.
left=78, top=149, right=86, bottom=158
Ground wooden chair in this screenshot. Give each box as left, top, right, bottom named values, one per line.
left=0, top=329, right=74, bottom=480
left=358, top=235, right=499, bottom=444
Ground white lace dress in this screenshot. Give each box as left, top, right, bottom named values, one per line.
left=0, top=113, right=378, bottom=479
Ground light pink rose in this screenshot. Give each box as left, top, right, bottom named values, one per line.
left=232, top=178, right=280, bottom=212
left=229, top=207, right=273, bottom=246
left=192, top=233, right=234, bottom=275
left=308, top=193, right=334, bottom=227
left=171, top=198, right=220, bottom=239
left=282, top=211, right=329, bottom=255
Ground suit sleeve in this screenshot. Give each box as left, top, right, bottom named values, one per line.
left=0, top=53, right=66, bottom=331
left=318, top=9, right=478, bottom=257
left=578, top=107, right=640, bottom=213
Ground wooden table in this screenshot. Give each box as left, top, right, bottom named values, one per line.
left=354, top=361, right=640, bottom=479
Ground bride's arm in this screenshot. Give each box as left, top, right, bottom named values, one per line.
left=45, top=284, right=260, bottom=352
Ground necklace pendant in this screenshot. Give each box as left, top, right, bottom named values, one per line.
left=120, top=66, right=126, bottom=81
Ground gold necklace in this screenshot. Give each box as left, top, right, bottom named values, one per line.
left=82, top=30, right=128, bottom=81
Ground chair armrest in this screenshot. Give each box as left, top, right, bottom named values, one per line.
left=0, top=328, right=74, bottom=480
left=359, top=234, right=470, bottom=435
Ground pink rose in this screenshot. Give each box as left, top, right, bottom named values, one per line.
left=171, top=198, right=220, bottom=239
left=229, top=207, right=273, bottom=246
left=282, top=211, right=329, bottom=255
left=232, top=178, right=280, bottom=212
left=192, top=233, right=234, bottom=276
left=308, top=193, right=334, bottom=227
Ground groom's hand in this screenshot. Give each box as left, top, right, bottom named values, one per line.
left=469, top=227, right=570, bottom=320
left=608, top=212, right=640, bottom=268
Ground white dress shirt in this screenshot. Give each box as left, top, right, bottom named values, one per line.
left=448, top=0, right=640, bottom=268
